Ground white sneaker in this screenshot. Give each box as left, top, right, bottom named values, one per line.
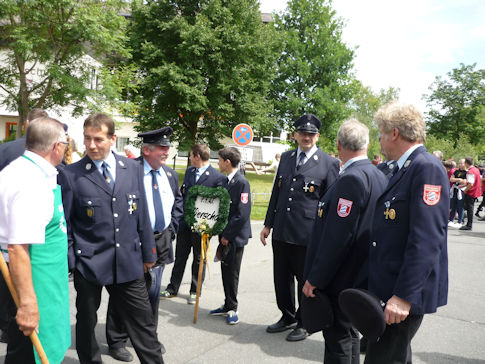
left=448, top=221, right=455, bottom=227
left=453, top=222, right=463, bottom=228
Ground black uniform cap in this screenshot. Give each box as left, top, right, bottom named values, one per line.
left=338, top=288, right=386, bottom=342
left=293, top=114, right=321, bottom=134
left=138, top=126, right=173, bottom=146
left=301, top=289, right=334, bottom=334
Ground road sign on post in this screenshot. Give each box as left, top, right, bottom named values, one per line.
left=232, top=124, right=253, bottom=146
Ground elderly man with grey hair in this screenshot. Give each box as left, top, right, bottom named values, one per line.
left=303, top=119, right=388, bottom=364
left=0, top=117, right=71, bottom=363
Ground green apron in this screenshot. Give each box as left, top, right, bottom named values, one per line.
left=24, top=155, right=71, bottom=364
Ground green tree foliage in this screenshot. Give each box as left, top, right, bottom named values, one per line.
left=128, top=0, right=281, bottom=150
left=346, top=81, right=399, bottom=158
left=425, top=134, right=482, bottom=162
left=270, top=0, right=355, bottom=148
left=0, top=0, right=129, bottom=137
left=424, top=63, right=485, bottom=148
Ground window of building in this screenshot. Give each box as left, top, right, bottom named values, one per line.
left=6, top=122, right=17, bottom=139
left=116, top=137, right=130, bottom=152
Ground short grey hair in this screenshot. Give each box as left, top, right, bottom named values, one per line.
left=337, top=118, right=369, bottom=152
left=374, top=102, right=426, bottom=143
left=25, top=117, right=65, bottom=153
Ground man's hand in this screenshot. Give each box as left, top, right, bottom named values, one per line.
left=302, top=280, right=316, bottom=298
left=384, top=295, right=411, bottom=325
left=260, top=226, right=271, bottom=246
left=16, top=301, right=39, bottom=336
left=221, top=237, right=229, bottom=246
left=143, top=262, right=155, bottom=273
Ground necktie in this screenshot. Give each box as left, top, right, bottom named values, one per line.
left=102, top=162, right=114, bottom=190
left=390, top=164, right=399, bottom=176
left=297, top=152, right=306, bottom=171
left=195, top=168, right=200, bottom=183
left=150, top=170, right=165, bottom=232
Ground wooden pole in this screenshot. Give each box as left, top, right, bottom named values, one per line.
left=193, top=234, right=209, bottom=324
left=0, top=253, right=50, bottom=364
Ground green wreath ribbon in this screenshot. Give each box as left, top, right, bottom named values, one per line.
left=184, top=185, right=230, bottom=236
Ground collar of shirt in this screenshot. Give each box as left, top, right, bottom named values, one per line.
left=386, top=159, right=395, bottom=166
left=297, top=145, right=318, bottom=162
left=226, top=170, right=237, bottom=183
left=340, top=155, right=368, bottom=174
left=24, top=150, right=58, bottom=179
left=197, top=163, right=210, bottom=176
left=397, top=144, right=422, bottom=169
left=143, top=158, right=160, bottom=176
left=92, top=151, right=117, bottom=181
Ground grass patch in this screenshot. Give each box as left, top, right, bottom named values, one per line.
left=173, top=167, right=274, bottom=220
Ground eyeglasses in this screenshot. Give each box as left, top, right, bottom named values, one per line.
left=58, top=140, right=69, bottom=146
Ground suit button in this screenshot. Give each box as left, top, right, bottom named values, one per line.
left=288, top=198, right=292, bottom=201
left=112, top=197, right=116, bottom=202
left=292, top=178, right=296, bottom=182
left=88, top=201, right=92, bottom=205
left=287, top=207, right=291, bottom=211
left=116, top=243, right=120, bottom=248
left=76, top=249, right=81, bottom=254
left=133, top=195, right=136, bottom=198
left=372, top=242, right=377, bottom=247
left=290, top=188, right=294, bottom=191
left=114, top=213, right=118, bottom=218
left=115, top=228, right=119, bottom=232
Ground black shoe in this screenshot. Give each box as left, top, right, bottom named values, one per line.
left=266, top=318, right=297, bottom=333
left=459, top=225, right=472, bottom=231
left=475, top=211, right=481, bottom=217
left=108, top=347, right=134, bottom=362
left=286, top=327, right=308, bottom=342
left=479, top=217, right=485, bottom=221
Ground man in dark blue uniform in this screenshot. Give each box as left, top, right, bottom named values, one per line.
left=0, top=108, right=48, bottom=171
left=161, top=144, right=225, bottom=304
left=106, top=127, right=183, bottom=359
left=303, top=119, right=387, bottom=363
left=261, top=114, right=340, bottom=342
left=364, top=103, right=449, bottom=364
left=60, top=113, right=164, bottom=364
left=209, top=147, right=252, bottom=325
left=0, top=108, right=48, bottom=344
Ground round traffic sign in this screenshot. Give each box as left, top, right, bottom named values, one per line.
left=232, top=124, right=253, bottom=146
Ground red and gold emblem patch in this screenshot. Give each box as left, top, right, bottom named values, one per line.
left=241, top=193, right=249, bottom=204
left=423, top=184, right=441, bottom=206
left=337, top=198, right=353, bottom=217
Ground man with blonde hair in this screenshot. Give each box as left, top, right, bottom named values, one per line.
left=303, top=119, right=387, bottom=363
left=364, top=103, right=449, bottom=364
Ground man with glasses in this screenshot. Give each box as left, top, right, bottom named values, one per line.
left=60, top=113, right=164, bottom=363
left=0, top=117, right=70, bottom=363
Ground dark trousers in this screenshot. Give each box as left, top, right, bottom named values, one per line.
left=5, top=312, right=35, bottom=364
left=464, top=194, right=476, bottom=227
left=0, top=272, right=15, bottom=333
left=167, top=229, right=207, bottom=295
left=272, top=239, right=307, bottom=325
left=221, top=246, right=244, bottom=311
left=477, top=193, right=485, bottom=212
left=74, top=270, right=163, bottom=364
left=364, top=314, right=423, bottom=364
left=449, top=195, right=464, bottom=223
left=107, top=265, right=164, bottom=348
left=322, top=300, right=359, bottom=364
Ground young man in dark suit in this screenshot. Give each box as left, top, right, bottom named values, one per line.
left=209, top=147, right=252, bottom=325
left=59, top=113, right=164, bottom=364
left=161, top=144, right=225, bottom=304
left=303, top=119, right=387, bottom=363
left=260, top=114, right=340, bottom=342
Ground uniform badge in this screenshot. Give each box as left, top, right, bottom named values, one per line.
left=87, top=207, right=94, bottom=217
left=423, top=184, right=441, bottom=206
left=128, top=199, right=134, bottom=214
left=309, top=186, right=315, bottom=193
left=241, top=193, right=249, bottom=204
left=167, top=171, right=172, bottom=177
left=133, top=202, right=137, bottom=211
left=86, top=163, right=92, bottom=170
left=384, top=208, right=396, bottom=220
left=404, top=160, right=411, bottom=168
left=291, top=151, right=295, bottom=157
left=119, top=160, right=125, bottom=167
left=337, top=198, right=353, bottom=217
left=303, top=182, right=310, bottom=192
left=313, top=155, right=318, bottom=161
left=205, top=171, right=210, bottom=175
left=318, top=202, right=324, bottom=218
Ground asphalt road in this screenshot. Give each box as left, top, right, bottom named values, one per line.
left=2, top=220, right=485, bottom=363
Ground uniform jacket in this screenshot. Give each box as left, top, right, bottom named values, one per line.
left=369, top=146, right=449, bottom=314
left=135, top=157, right=184, bottom=237
left=179, top=164, right=225, bottom=232
left=60, top=154, right=156, bottom=286
left=0, top=136, right=26, bottom=171
left=377, top=160, right=396, bottom=178
left=220, top=171, right=252, bottom=247
left=264, top=148, right=339, bottom=246
left=304, top=159, right=387, bottom=297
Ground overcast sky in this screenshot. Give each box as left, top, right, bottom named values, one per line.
left=259, top=0, right=485, bottom=111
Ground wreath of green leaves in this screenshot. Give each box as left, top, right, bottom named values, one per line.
left=184, top=185, right=230, bottom=236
